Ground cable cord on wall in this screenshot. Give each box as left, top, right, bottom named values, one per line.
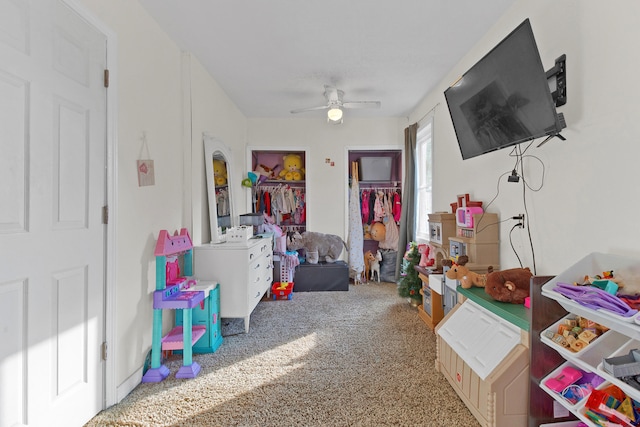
left=509, top=223, right=524, bottom=268
left=483, top=141, right=549, bottom=275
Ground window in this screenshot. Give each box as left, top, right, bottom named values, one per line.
left=415, top=117, right=433, bottom=242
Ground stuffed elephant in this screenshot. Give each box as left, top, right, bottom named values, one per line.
left=287, top=231, right=347, bottom=264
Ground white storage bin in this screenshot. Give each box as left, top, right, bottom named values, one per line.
left=596, top=338, right=640, bottom=399
left=540, top=314, right=629, bottom=371
left=540, top=361, right=604, bottom=411
left=575, top=381, right=620, bottom=425
left=226, top=226, right=253, bottom=242
left=542, top=252, right=640, bottom=340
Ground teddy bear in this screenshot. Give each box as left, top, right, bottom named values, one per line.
left=212, top=159, right=228, bottom=186
left=484, top=266, right=533, bottom=304
left=278, top=154, right=305, bottom=181
left=442, top=255, right=532, bottom=304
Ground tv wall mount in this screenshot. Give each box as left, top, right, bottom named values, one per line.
left=538, top=54, right=567, bottom=148
left=546, top=54, right=566, bottom=107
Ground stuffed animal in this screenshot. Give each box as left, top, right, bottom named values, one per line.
left=287, top=231, right=346, bottom=263
left=418, top=244, right=434, bottom=267
left=484, top=266, right=533, bottom=304
left=278, top=154, right=305, bottom=181
left=369, top=222, right=386, bottom=242
left=442, top=256, right=488, bottom=289
left=213, top=159, right=228, bottom=186
left=254, top=163, right=278, bottom=182
left=443, top=255, right=533, bottom=304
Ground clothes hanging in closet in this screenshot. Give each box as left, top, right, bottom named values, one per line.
left=358, top=188, right=402, bottom=225
left=254, top=184, right=306, bottom=229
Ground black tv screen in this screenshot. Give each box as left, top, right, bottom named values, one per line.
left=445, top=19, right=564, bottom=160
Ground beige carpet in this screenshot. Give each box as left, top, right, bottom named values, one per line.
left=86, top=282, right=480, bottom=427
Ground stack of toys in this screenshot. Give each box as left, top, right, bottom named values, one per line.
left=542, top=315, right=609, bottom=353
left=584, top=384, right=640, bottom=426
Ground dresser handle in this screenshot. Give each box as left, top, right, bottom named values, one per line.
left=254, top=263, right=260, bottom=270
left=255, top=291, right=261, bottom=298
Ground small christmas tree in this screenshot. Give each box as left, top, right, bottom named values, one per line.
left=397, top=242, right=422, bottom=304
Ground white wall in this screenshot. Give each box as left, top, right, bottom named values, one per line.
left=186, top=54, right=248, bottom=245
left=78, top=0, right=247, bottom=392
left=409, top=0, right=640, bottom=275
left=247, top=117, right=405, bottom=240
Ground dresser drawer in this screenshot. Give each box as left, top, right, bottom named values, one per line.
left=247, top=240, right=271, bottom=263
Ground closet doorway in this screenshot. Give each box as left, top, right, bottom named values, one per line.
left=345, top=147, right=403, bottom=256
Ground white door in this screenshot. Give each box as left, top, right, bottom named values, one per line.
left=0, top=1, right=107, bottom=426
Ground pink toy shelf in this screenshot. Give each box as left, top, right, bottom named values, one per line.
left=161, top=325, right=207, bottom=351
left=142, top=228, right=206, bottom=383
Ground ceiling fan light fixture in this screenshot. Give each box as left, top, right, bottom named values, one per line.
left=327, top=107, right=343, bottom=122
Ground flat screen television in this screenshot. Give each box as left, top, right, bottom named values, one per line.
left=444, top=19, right=566, bottom=160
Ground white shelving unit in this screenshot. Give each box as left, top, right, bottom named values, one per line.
left=538, top=252, right=640, bottom=426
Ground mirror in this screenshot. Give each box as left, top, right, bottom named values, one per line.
left=204, top=134, right=236, bottom=243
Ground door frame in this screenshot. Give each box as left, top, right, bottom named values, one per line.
left=63, top=0, right=118, bottom=408
left=343, top=145, right=404, bottom=241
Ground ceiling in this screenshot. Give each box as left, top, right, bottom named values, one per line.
left=137, top=0, right=517, bottom=120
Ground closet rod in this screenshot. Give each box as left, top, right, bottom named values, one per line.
left=359, top=187, right=399, bottom=191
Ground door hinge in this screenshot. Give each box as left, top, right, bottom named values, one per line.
left=104, top=69, right=109, bottom=88
left=102, top=205, right=109, bottom=224
left=101, top=342, right=108, bottom=361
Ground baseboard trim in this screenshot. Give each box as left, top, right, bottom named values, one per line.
left=116, top=366, right=143, bottom=403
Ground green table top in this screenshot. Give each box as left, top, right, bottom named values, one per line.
left=457, top=286, right=530, bottom=332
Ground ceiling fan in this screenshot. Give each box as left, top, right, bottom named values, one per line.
left=290, top=85, right=381, bottom=123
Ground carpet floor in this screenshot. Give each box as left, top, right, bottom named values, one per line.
left=85, top=282, right=480, bottom=427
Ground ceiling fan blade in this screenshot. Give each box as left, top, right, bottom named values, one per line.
left=290, top=105, right=329, bottom=114
left=342, top=101, right=381, bottom=109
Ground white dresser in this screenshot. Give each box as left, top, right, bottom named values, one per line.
left=193, top=238, right=273, bottom=333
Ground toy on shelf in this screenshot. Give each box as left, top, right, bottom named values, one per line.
left=142, top=228, right=205, bottom=383
left=278, top=153, right=305, bottom=181
left=442, top=255, right=533, bottom=304
left=417, top=243, right=434, bottom=268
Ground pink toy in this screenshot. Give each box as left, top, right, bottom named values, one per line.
left=418, top=244, right=434, bottom=267
left=545, top=366, right=582, bottom=393
left=143, top=228, right=205, bottom=383
left=456, top=206, right=484, bottom=228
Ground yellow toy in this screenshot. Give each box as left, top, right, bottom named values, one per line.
left=213, top=159, right=228, bottom=186
left=278, top=154, right=305, bottom=181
